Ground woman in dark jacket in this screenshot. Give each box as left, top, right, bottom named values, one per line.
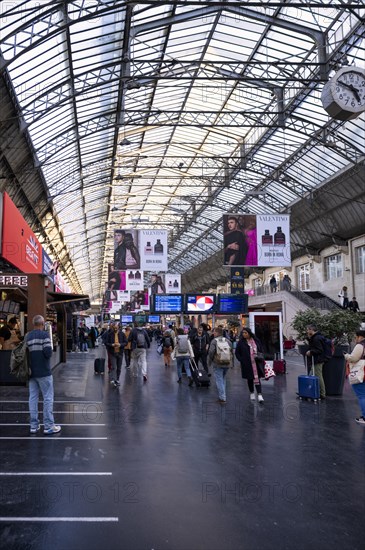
left=235, top=327, right=265, bottom=403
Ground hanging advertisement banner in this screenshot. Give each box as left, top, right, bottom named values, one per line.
left=129, top=289, right=149, bottom=312
left=256, top=214, right=291, bottom=266
left=165, top=273, right=181, bottom=293
left=1, top=192, right=43, bottom=273
left=114, top=229, right=140, bottom=270
left=139, top=229, right=168, bottom=271
left=147, top=273, right=166, bottom=295
left=107, top=266, right=127, bottom=291
left=223, top=214, right=291, bottom=267
left=230, top=267, right=245, bottom=295
left=125, top=270, right=144, bottom=291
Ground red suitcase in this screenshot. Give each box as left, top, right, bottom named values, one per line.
left=273, top=354, right=286, bottom=374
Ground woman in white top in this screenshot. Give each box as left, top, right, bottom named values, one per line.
left=344, top=330, right=365, bottom=424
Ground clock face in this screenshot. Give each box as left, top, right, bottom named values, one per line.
left=333, top=70, right=365, bottom=111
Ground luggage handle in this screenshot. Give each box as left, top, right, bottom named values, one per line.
left=304, top=353, right=315, bottom=376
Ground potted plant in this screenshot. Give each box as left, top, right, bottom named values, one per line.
left=291, top=308, right=363, bottom=395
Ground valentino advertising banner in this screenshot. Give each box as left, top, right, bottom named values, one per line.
left=165, top=273, right=181, bottom=293
left=139, top=229, right=168, bottom=272
left=125, top=270, right=144, bottom=291
left=223, top=214, right=291, bottom=267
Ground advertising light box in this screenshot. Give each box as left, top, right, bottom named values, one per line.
left=151, top=294, right=183, bottom=314
left=184, top=294, right=216, bottom=314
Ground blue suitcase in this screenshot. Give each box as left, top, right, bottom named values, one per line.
left=298, top=375, right=320, bottom=400
left=298, top=357, right=320, bottom=401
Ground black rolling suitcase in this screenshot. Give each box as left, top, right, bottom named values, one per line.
left=189, top=357, right=210, bottom=388
left=94, top=357, right=105, bottom=375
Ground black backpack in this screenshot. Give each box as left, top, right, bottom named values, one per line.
left=163, top=336, right=172, bottom=348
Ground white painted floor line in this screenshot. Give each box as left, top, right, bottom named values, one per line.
left=0, top=517, right=119, bottom=522
left=0, top=472, right=112, bottom=476
left=0, top=423, right=106, bottom=426
left=0, top=437, right=108, bottom=440
left=0, top=411, right=104, bottom=414
left=0, top=404, right=102, bottom=405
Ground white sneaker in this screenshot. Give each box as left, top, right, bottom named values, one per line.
left=250, top=393, right=256, bottom=401
left=44, top=425, right=61, bottom=435
left=257, top=394, right=264, bottom=403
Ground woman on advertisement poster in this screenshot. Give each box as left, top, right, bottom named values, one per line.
left=150, top=274, right=166, bottom=294
left=223, top=215, right=248, bottom=266
left=242, top=215, right=258, bottom=266
left=124, top=232, right=141, bottom=269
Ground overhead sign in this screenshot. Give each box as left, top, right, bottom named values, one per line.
left=0, top=274, right=28, bottom=287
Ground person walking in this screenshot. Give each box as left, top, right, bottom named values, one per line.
left=26, top=315, right=61, bottom=435
left=282, top=274, right=292, bottom=291
left=208, top=326, right=233, bottom=404
left=305, top=324, right=326, bottom=400
left=161, top=329, right=174, bottom=368
left=128, top=322, right=150, bottom=381
left=344, top=330, right=365, bottom=424
left=269, top=275, right=277, bottom=293
left=106, top=323, right=127, bottom=387
left=235, top=327, right=265, bottom=402
left=191, top=325, right=209, bottom=373
left=123, top=326, right=132, bottom=369
left=171, top=328, right=194, bottom=386
left=78, top=324, right=88, bottom=352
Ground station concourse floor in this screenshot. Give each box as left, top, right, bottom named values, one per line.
left=0, top=344, right=364, bottom=550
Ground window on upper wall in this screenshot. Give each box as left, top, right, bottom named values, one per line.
left=355, top=245, right=365, bottom=274
left=324, top=254, right=343, bottom=280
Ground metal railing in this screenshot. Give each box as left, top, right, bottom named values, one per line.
left=252, top=282, right=342, bottom=311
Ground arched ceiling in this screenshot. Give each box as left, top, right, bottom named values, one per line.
left=0, top=1, right=364, bottom=302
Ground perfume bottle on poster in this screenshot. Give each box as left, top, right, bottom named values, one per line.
left=274, top=226, right=286, bottom=246
left=261, top=230, right=273, bottom=245
left=145, top=242, right=153, bottom=254
left=154, top=239, right=164, bottom=254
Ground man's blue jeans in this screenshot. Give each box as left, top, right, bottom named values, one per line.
left=352, top=382, right=365, bottom=417
left=176, top=356, right=191, bottom=378
left=213, top=366, right=229, bottom=401
left=29, top=376, right=55, bottom=431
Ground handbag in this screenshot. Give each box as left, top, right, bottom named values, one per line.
left=255, top=351, right=265, bottom=361
left=157, top=343, right=163, bottom=355
left=264, top=362, right=276, bottom=380
left=348, top=360, right=365, bottom=385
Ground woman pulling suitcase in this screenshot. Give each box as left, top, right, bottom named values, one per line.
left=235, top=327, right=265, bottom=403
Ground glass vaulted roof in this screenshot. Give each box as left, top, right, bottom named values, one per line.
left=1, top=1, right=364, bottom=301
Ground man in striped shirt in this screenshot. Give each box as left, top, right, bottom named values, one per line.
left=26, top=315, right=61, bottom=435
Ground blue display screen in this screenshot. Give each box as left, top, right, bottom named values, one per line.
left=148, top=315, right=161, bottom=323
left=152, top=294, right=183, bottom=313
left=121, top=315, right=134, bottom=323
left=217, top=294, right=248, bottom=314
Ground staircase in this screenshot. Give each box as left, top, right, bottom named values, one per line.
left=301, top=290, right=342, bottom=311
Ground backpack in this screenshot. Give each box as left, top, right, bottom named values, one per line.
left=177, top=335, right=189, bottom=354
left=136, top=330, right=146, bottom=348
left=321, top=336, right=334, bottom=361
left=214, top=337, right=231, bottom=365
left=163, top=336, right=172, bottom=348
left=10, top=340, right=30, bottom=382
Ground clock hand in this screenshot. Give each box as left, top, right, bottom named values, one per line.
left=337, top=80, right=361, bottom=102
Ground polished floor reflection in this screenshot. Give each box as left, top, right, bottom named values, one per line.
left=0, top=346, right=364, bottom=550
